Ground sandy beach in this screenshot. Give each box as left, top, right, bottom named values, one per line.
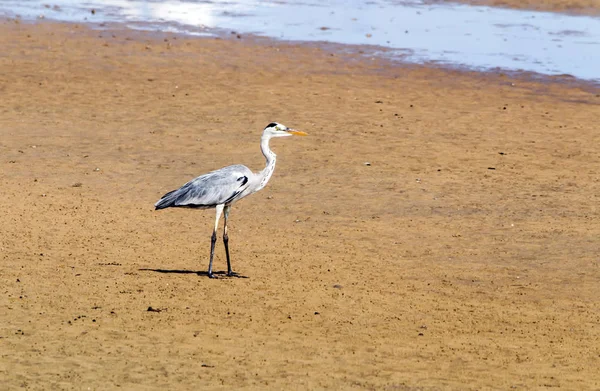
left=445, top=0, right=600, bottom=15
left=1, top=18, right=599, bottom=390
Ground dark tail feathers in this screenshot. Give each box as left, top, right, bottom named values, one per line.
left=154, top=189, right=178, bottom=210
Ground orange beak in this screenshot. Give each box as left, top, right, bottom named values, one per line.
left=286, top=129, right=308, bottom=136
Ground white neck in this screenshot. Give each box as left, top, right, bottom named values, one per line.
left=256, top=134, right=277, bottom=191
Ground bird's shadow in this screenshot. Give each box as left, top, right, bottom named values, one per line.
left=139, top=268, right=248, bottom=279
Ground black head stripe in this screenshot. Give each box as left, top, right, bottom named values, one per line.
left=265, top=122, right=279, bottom=129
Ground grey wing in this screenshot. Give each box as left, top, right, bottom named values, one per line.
left=155, top=165, right=252, bottom=210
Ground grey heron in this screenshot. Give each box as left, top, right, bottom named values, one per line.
left=154, top=122, right=307, bottom=278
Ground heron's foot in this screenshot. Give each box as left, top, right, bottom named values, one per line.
left=208, top=272, right=216, bottom=279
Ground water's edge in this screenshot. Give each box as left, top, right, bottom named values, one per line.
left=2, top=0, right=600, bottom=86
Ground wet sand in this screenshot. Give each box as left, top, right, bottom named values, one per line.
left=1, top=19, right=600, bottom=390
left=445, top=0, right=600, bottom=15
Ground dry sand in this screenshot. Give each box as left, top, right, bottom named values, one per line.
left=439, top=0, right=600, bottom=15
left=1, top=19, right=599, bottom=390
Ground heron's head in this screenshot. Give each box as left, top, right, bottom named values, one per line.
left=263, top=122, right=307, bottom=138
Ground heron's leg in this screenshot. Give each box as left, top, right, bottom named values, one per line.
left=223, top=205, right=234, bottom=276
left=208, top=204, right=224, bottom=278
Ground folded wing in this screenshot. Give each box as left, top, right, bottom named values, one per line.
left=155, top=164, right=253, bottom=210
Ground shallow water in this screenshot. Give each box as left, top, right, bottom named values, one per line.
left=2, top=0, right=600, bottom=81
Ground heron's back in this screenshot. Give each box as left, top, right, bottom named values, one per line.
left=155, top=164, right=253, bottom=210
